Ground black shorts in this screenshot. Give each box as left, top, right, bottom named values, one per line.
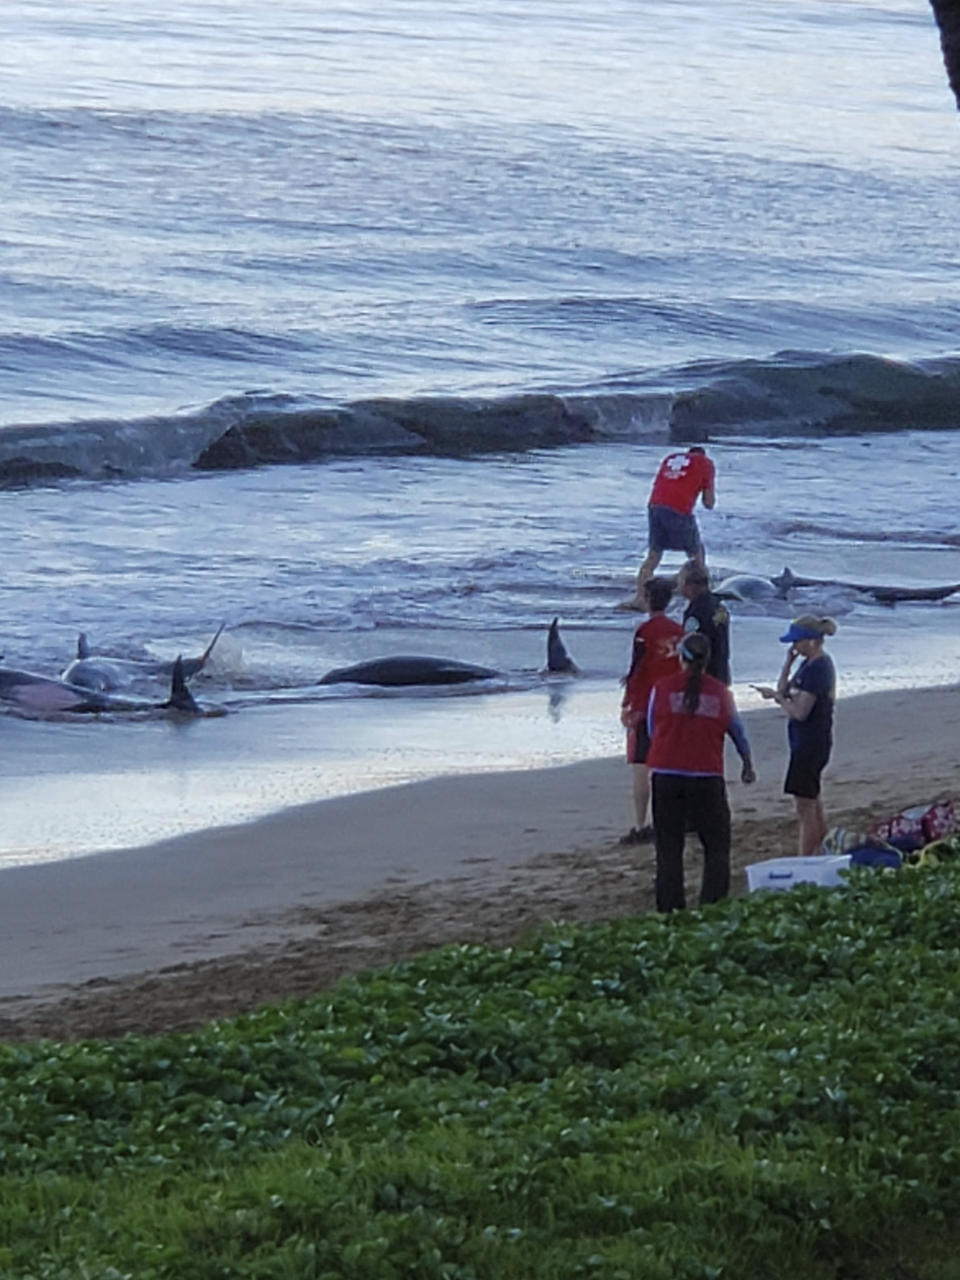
left=627, top=720, right=652, bottom=764
left=784, top=751, right=830, bottom=799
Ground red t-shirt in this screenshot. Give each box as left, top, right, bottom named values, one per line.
left=648, top=451, right=714, bottom=515
left=621, top=613, right=683, bottom=719
left=646, top=669, right=737, bottom=776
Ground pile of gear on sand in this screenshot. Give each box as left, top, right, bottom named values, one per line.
left=822, top=797, right=960, bottom=870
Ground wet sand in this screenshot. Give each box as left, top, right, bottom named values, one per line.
left=0, top=682, right=957, bottom=1042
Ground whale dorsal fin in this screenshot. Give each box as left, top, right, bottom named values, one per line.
left=77, top=632, right=91, bottom=659
left=164, top=655, right=200, bottom=713
left=546, top=617, right=579, bottom=674
left=771, top=567, right=796, bottom=599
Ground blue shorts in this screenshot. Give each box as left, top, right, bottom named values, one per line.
left=647, top=505, right=702, bottom=556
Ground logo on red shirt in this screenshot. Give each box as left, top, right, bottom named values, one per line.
left=648, top=451, right=714, bottom=515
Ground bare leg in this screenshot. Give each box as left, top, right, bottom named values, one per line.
left=637, top=550, right=662, bottom=590
left=617, top=551, right=662, bottom=610
left=795, top=797, right=827, bottom=856
left=813, top=798, right=827, bottom=848
left=631, top=763, right=651, bottom=831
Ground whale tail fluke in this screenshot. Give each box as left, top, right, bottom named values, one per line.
left=546, top=617, right=579, bottom=674
left=164, top=656, right=201, bottom=713
left=199, top=621, right=226, bottom=668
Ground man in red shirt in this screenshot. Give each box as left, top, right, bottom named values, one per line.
left=619, top=576, right=683, bottom=844
left=621, top=446, right=716, bottom=609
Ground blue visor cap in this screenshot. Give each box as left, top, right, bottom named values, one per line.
left=779, top=623, right=822, bottom=643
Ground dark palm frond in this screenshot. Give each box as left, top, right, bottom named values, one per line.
left=930, top=0, right=960, bottom=110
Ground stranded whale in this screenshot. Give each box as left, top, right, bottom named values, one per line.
left=714, top=574, right=778, bottom=603
left=0, top=656, right=207, bottom=716
left=62, top=622, right=226, bottom=693
left=674, top=568, right=959, bottom=605
left=319, top=619, right=579, bottom=687
left=771, top=567, right=960, bottom=604
left=625, top=567, right=960, bottom=608
left=319, top=656, right=500, bottom=687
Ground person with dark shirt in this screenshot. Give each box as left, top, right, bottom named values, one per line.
left=756, top=615, right=837, bottom=856
left=618, top=576, right=683, bottom=844
left=646, top=632, right=755, bottom=912
left=678, top=561, right=731, bottom=685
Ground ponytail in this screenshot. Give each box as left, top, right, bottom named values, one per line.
left=678, top=632, right=711, bottom=713
left=682, top=666, right=704, bottom=715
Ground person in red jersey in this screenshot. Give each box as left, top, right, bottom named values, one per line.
left=647, top=631, right=755, bottom=912
left=621, top=445, right=716, bottom=609
left=618, top=576, right=683, bottom=845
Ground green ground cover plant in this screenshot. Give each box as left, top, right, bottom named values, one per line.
left=2, top=863, right=960, bottom=1279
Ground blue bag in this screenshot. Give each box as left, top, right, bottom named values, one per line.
left=848, top=845, right=902, bottom=870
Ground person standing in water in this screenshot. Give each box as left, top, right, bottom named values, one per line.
left=756, top=616, right=837, bottom=857
left=618, top=576, right=683, bottom=844
left=622, top=445, right=716, bottom=609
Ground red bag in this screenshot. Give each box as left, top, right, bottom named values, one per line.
left=870, top=806, right=927, bottom=852
left=922, top=799, right=958, bottom=843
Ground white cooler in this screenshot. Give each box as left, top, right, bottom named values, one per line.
left=745, top=854, right=851, bottom=893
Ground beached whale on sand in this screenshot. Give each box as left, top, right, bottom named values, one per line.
left=319, top=618, right=579, bottom=687
left=0, top=656, right=210, bottom=716
left=61, top=622, right=226, bottom=693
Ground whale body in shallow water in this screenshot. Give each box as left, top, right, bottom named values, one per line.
left=319, top=619, right=578, bottom=687
left=61, top=623, right=226, bottom=692
left=638, top=567, right=960, bottom=607
left=715, top=574, right=778, bottom=603
left=0, top=656, right=205, bottom=715
left=771, top=567, right=960, bottom=604
left=319, top=655, right=501, bottom=687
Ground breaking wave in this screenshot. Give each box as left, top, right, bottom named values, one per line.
left=1, top=350, right=958, bottom=488
left=770, top=521, right=960, bottom=549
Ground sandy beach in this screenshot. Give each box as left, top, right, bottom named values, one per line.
left=0, top=681, right=956, bottom=1042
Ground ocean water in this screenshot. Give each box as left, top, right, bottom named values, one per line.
left=1, top=0, right=958, bottom=863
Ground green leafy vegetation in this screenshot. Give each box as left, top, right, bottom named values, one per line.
left=3, top=864, right=960, bottom=1278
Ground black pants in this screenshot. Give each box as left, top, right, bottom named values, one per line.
left=651, top=773, right=731, bottom=912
